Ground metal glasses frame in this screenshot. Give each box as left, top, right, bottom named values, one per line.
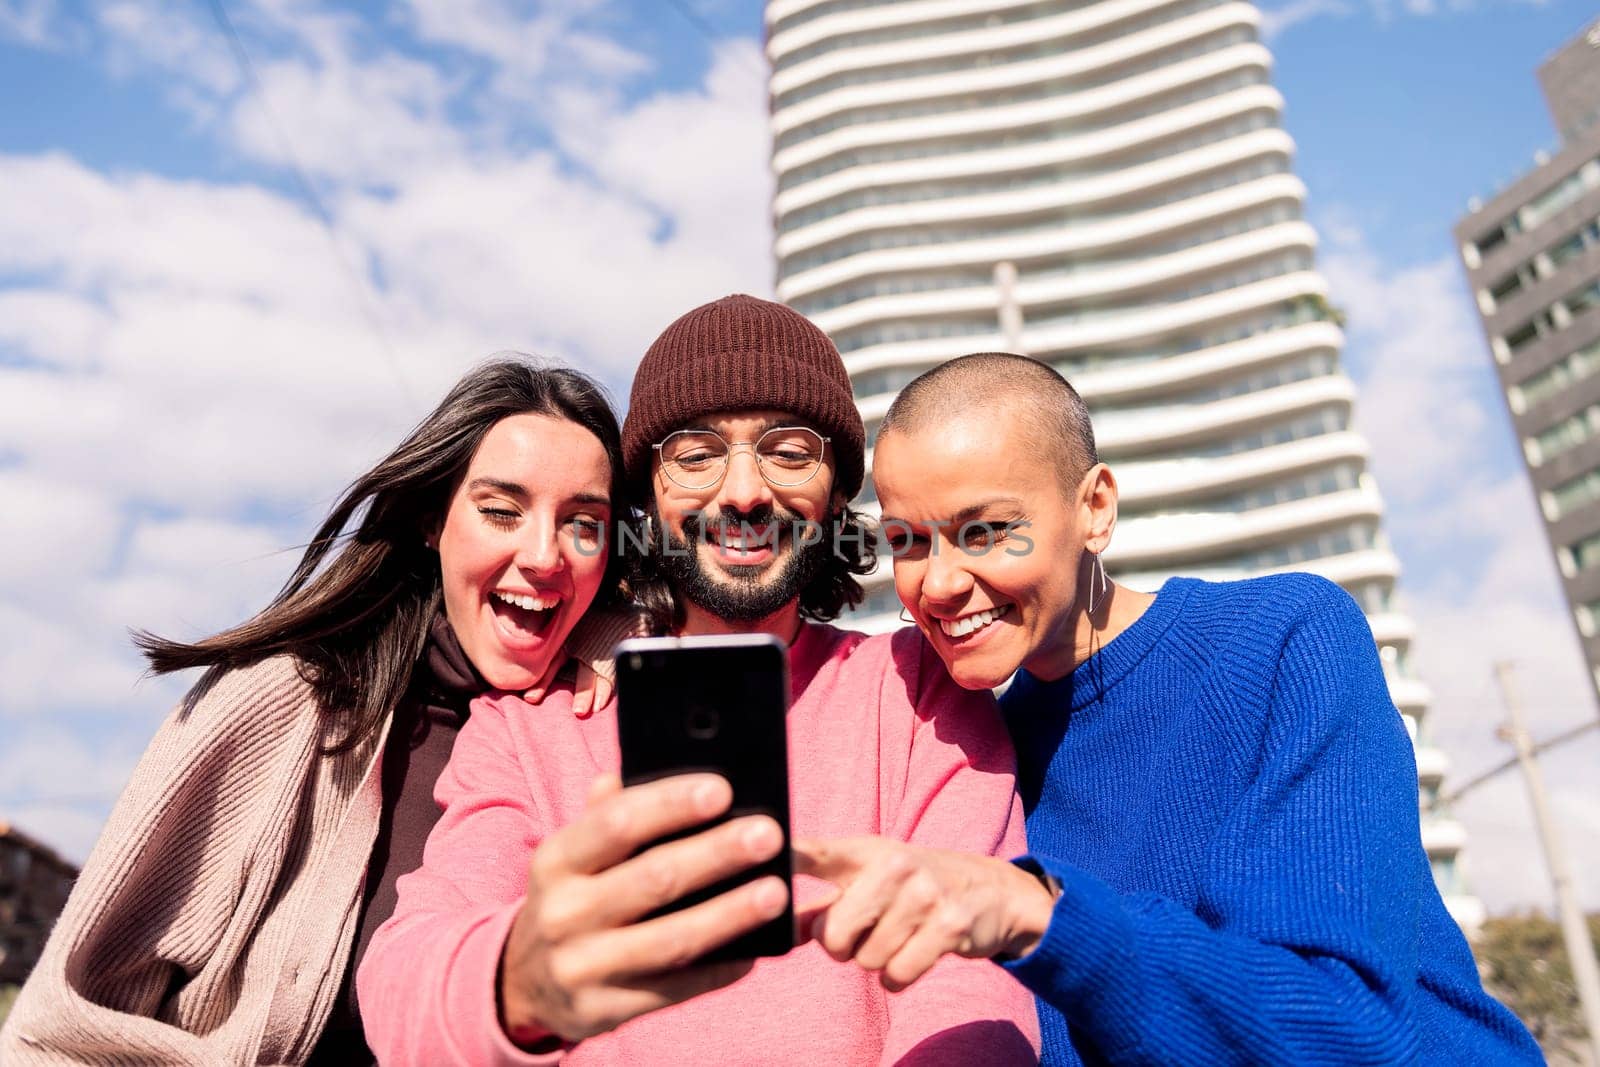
left=652, top=425, right=832, bottom=491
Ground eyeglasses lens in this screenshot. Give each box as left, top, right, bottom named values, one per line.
left=658, top=428, right=826, bottom=489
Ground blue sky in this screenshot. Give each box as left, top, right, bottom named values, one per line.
left=0, top=0, right=1595, bottom=914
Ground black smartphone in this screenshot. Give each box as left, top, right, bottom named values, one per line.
left=613, top=633, right=794, bottom=962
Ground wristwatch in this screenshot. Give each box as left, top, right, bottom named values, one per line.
left=1014, top=856, right=1064, bottom=901
left=994, top=857, right=1062, bottom=962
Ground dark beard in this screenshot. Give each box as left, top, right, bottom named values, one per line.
left=656, top=504, right=832, bottom=623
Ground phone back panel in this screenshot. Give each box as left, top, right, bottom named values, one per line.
left=614, top=634, right=794, bottom=961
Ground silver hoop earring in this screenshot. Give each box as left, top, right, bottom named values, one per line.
left=1086, top=552, right=1110, bottom=616
left=899, top=606, right=914, bottom=623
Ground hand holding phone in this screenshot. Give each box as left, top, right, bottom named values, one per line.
left=498, top=773, right=788, bottom=1046
left=614, top=633, right=796, bottom=962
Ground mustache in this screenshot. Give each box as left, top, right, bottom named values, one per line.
left=677, top=505, right=798, bottom=543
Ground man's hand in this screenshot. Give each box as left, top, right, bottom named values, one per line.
left=793, top=837, right=1055, bottom=992
left=499, top=773, right=788, bottom=1045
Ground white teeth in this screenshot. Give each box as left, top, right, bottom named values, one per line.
left=717, top=529, right=772, bottom=550
left=938, top=604, right=1011, bottom=638
left=493, top=591, right=556, bottom=612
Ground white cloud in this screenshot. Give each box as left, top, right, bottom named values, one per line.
left=109, top=516, right=296, bottom=636
left=558, top=39, right=774, bottom=251
left=228, top=49, right=465, bottom=185
left=344, top=41, right=774, bottom=384
left=0, top=3, right=776, bottom=867
left=1319, top=219, right=1498, bottom=509
left=0, top=289, right=111, bottom=371
left=0, top=726, right=156, bottom=861
left=1259, top=0, right=1355, bottom=41
left=401, top=0, right=649, bottom=104
left=1322, top=213, right=1600, bottom=912
left=0, top=153, right=352, bottom=308
left=96, top=0, right=240, bottom=102
left=0, top=726, right=143, bottom=805
left=0, top=0, right=70, bottom=49
left=0, top=470, right=121, bottom=592
left=0, top=602, right=145, bottom=715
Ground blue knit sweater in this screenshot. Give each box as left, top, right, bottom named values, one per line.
left=997, top=574, right=1540, bottom=1065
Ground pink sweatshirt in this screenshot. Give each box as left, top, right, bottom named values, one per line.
left=358, top=623, right=1040, bottom=1066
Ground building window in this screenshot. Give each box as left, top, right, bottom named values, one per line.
left=1576, top=598, right=1600, bottom=637
left=1467, top=151, right=1600, bottom=260
left=1091, top=351, right=1335, bottom=413
left=1530, top=404, right=1600, bottom=465
left=1119, top=461, right=1362, bottom=522
left=1352, top=580, right=1395, bottom=615
left=1503, top=319, right=1542, bottom=353
left=1550, top=468, right=1600, bottom=520
left=851, top=582, right=904, bottom=620
left=1568, top=531, right=1600, bottom=575
left=1511, top=335, right=1600, bottom=410
left=772, top=0, right=1237, bottom=111
left=1489, top=268, right=1529, bottom=304
left=1430, top=855, right=1463, bottom=897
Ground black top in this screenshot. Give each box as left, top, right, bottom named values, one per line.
left=306, top=615, right=481, bottom=1066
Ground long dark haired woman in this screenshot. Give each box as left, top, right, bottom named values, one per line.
left=0, top=359, right=628, bottom=1065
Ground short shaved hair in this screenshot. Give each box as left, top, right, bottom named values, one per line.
left=878, top=352, right=1098, bottom=490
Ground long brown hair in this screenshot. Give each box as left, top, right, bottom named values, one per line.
left=136, top=359, right=627, bottom=752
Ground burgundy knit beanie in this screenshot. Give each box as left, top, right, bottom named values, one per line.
left=623, top=294, right=865, bottom=499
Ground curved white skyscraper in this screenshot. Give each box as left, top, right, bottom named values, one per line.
left=766, top=0, right=1479, bottom=924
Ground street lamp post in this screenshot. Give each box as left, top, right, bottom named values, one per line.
left=1492, top=660, right=1600, bottom=1064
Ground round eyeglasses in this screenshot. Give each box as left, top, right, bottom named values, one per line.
left=653, top=426, right=830, bottom=491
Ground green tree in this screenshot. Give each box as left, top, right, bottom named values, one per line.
left=1475, top=911, right=1600, bottom=1061
left=1289, top=292, right=1349, bottom=328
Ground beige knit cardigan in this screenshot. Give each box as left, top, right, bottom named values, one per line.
left=0, top=657, right=389, bottom=1066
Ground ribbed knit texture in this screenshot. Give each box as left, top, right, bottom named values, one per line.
left=563, top=607, right=652, bottom=686
left=997, top=574, right=1542, bottom=1066
left=621, top=294, right=866, bottom=498
left=0, top=657, right=389, bottom=1066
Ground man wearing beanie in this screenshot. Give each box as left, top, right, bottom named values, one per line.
left=359, top=295, right=1041, bottom=1065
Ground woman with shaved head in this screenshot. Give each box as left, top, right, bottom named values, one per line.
left=796, top=352, right=1540, bottom=1065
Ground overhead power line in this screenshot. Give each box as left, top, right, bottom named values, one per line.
left=203, top=0, right=415, bottom=408
left=660, top=0, right=722, bottom=42
left=660, top=0, right=770, bottom=78
left=1437, top=717, right=1599, bottom=807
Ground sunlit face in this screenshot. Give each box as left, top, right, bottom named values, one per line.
left=651, top=409, right=840, bottom=625
left=436, top=413, right=613, bottom=690
left=874, top=415, right=1097, bottom=689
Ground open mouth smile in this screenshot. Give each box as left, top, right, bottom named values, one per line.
left=702, top=523, right=781, bottom=565
left=937, top=603, right=1013, bottom=639
left=489, top=588, right=562, bottom=643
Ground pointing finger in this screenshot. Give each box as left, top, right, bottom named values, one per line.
left=791, top=885, right=842, bottom=944
left=587, top=772, right=623, bottom=806
left=792, top=837, right=872, bottom=883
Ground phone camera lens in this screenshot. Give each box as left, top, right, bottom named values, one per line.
left=628, top=654, right=643, bottom=671
left=685, top=705, right=719, bottom=740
